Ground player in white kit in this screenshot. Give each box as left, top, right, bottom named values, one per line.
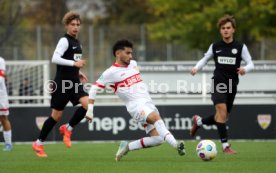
left=85, top=39, right=185, bottom=161
left=0, top=57, right=12, bottom=151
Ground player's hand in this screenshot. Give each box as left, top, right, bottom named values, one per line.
left=237, top=67, right=246, bottom=76
left=74, top=59, right=86, bottom=68
left=85, top=104, right=94, bottom=123
left=191, top=67, right=198, bottom=76
left=85, top=110, right=94, bottom=123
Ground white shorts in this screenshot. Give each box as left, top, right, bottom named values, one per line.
left=0, top=95, right=9, bottom=116
left=128, top=102, right=159, bottom=134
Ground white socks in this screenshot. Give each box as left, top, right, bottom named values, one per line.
left=128, top=136, right=163, bottom=150
left=3, top=130, right=12, bottom=145
left=36, top=139, right=44, bottom=145
left=222, top=142, right=230, bottom=150
left=196, top=116, right=203, bottom=126
left=154, top=120, right=177, bottom=148
left=66, top=123, right=73, bottom=131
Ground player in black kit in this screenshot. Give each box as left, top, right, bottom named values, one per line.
left=32, top=11, right=89, bottom=157
left=190, top=15, right=254, bottom=154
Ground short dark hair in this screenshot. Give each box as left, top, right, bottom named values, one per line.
left=112, top=39, right=133, bottom=57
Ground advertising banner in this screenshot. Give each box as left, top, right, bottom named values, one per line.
left=3, top=105, right=275, bottom=142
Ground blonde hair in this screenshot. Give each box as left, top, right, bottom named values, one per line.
left=62, top=11, right=81, bottom=25
left=217, top=14, right=236, bottom=29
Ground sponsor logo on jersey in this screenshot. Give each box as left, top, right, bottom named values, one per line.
left=36, top=116, right=48, bottom=130
left=257, top=114, right=271, bottom=130
left=72, top=46, right=78, bottom=49
left=218, top=56, right=236, bottom=65
left=73, top=53, right=82, bottom=61
left=115, top=73, right=142, bottom=91
left=232, top=48, right=238, bottom=54
left=215, top=50, right=222, bottom=53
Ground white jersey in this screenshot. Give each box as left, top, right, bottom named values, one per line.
left=94, top=60, right=153, bottom=117
left=0, top=57, right=9, bottom=115
left=0, top=57, right=7, bottom=93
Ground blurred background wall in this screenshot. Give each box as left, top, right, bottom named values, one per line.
left=0, top=0, right=276, bottom=80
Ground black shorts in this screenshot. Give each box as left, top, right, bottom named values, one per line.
left=211, top=82, right=237, bottom=113
left=50, top=79, right=88, bottom=110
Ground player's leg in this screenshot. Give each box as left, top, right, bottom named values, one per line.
left=32, top=109, right=63, bottom=157
left=190, top=114, right=217, bottom=136
left=221, top=86, right=237, bottom=154
left=66, top=95, right=88, bottom=130
left=190, top=86, right=223, bottom=136
left=128, top=125, right=163, bottom=151
left=32, top=87, right=68, bottom=157
left=214, top=103, right=236, bottom=154
left=146, top=111, right=185, bottom=155
left=0, top=115, right=12, bottom=151
left=59, top=95, right=88, bottom=148
left=0, top=97, right=12, bottom=151
left=214, top=103, right=228, bottom=142
left=40, top=109, right=63, bottom=141
left=146, top=111, right=176, bottom=146
left=116, top=125, right=164, bottom=161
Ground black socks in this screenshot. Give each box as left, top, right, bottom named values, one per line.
left=69, top=107, right=86, bottom=127
left=202, top=114, right=216, bottom=125
left=38, top=116, right=57, bottom=141
left=216, top=122, right=228, bottom=143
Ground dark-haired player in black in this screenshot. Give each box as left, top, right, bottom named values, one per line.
left=190, top=15, right=254, bottom=154
left=32, top=11, right=89, bottom=157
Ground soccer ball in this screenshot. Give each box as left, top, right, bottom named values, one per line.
left=196, top=140, right=217, bottom=161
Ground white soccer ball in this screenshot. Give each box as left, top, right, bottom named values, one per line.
left=196, top=140, right=217, bottom=161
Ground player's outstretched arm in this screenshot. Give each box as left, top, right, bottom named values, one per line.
left=85, top=85, right=99, bottom=123
left=191, top=44, right=213, bottom=76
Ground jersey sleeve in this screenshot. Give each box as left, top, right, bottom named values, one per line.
left=0, top=58, right=6, bottom=77
left=131, top=60, right=137, bottom=66
left=194, top=44, right=214, bottom=70
left=0, top=58, right=6, bottom=71
left=94, top=70, right=112, bottom=88
left=241, top=44, right=254, bottom=72
left=89, top=69, right=112, bottom=100
left=51, top=37, right=75, bottom=66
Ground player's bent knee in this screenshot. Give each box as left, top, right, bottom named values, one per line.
left=146, top=113, right=161, bottom=124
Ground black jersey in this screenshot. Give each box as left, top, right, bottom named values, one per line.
left=212, top=40, right=243, bottom=85
left=55, top=34, right=82, bottom=80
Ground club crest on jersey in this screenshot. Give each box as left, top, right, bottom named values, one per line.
left=257, top=114, right=271, bottom=130
left=73, top=53, right=82, bottom=61
left=36, top=116, right=48, bottom=130
left=232, top=48, right=238, bottom=54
